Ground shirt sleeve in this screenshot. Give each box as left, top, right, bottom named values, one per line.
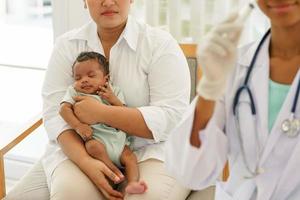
left=61, top=86, right=77, bottom=105
left=137, top=36, right=191, bottom=143
left=42, top=36, right=75, bottom=142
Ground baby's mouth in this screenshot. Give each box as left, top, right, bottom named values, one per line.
left=81, top=85, right=93, bottom=90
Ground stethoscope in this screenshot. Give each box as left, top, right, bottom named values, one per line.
left=232, top=28, right=300, bottom=177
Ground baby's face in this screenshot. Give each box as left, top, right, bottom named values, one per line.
left=73, top=60, right=107, bottom=94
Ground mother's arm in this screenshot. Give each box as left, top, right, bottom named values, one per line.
left=42, top=37, right=123, bottom=199
left=73, top=96, right=153, bottom=138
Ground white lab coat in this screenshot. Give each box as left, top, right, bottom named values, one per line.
left=165, top=34, right=300, bottom=200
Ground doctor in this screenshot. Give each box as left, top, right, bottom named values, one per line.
left=165, top=0, right=300, bottom=199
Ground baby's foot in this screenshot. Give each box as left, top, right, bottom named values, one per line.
left=125, top=181, right=148, bottom=194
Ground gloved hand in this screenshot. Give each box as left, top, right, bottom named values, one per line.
left=196, top=12, right=244, bottom=100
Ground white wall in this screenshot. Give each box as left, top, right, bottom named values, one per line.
left=0, top=0, right=6, bottom=16
left=52, top=0, right=90, bottom=39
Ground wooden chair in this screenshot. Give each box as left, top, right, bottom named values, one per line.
left=0, top=116, right=43, bottom=198
left=0, top=44, right=228, bottom=199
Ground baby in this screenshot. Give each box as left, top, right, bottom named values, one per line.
left=59, top=51, right=147, bottom=194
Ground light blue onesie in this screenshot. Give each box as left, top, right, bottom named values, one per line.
left=62, top=85, right=130, bottom=167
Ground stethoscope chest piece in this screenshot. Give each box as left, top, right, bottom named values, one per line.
left=281, top=118, right=300, bottom=137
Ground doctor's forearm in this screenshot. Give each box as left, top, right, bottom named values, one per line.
left=57, top=130, right=91, bottom=167
left=102, top=106, right=153, bottom=139
left=190, top=96, right=215, bottom=147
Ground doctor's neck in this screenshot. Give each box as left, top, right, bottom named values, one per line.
left=270, top=25, right=300, bottom=59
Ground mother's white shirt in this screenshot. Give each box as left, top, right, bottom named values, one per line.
left=42, top=16, right=191, bottom=187
left=165, top=34, right=300, bottom=200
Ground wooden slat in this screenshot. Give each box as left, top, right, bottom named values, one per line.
left=0, top=154, right=5, bottom=199
left=180, top=43, right=197, bottom=58
left=0, top=118, right=43, bottom=156
left=223, top=162, right=230, bottom=181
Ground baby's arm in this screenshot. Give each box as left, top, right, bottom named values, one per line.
left=60, top=102, right=93, bottom=140
left=98, top=84, right=124, bottom=106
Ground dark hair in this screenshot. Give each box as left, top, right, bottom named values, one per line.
left=72, top=51, right=109, bottom=75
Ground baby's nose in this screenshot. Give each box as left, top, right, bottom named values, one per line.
left=81, top=77, right=88, bottom=83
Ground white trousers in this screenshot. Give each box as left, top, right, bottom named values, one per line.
left=4, top=159, right=215, bottom=200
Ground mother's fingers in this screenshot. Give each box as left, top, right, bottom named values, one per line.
left=96, top=178, right=123, bottom=199
left=101, top=163, right=121, bottom=183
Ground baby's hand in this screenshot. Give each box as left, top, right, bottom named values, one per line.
left=98, top=83, right=122, bottom=106
left=75, top=123, right=93, bottom=141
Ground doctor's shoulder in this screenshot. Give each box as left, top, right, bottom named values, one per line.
left=231, top=40, right=260, bottom=78
left=237, top=41, right=257, bottom=62
left=233, top=41, right=259, bottom=73
left=223, top=41, right=258, bottom=101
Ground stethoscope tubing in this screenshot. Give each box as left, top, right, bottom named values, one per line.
left=292, top=77, right=300, bottom=113
left=233, top=29, right=271, bottom=115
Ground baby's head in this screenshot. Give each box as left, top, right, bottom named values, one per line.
left=72, top=51, right=109, bottom=94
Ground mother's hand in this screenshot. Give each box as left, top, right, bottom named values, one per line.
left=79, top=157, right=124, bottom=200
left=73, top=96, right=106, bottom=124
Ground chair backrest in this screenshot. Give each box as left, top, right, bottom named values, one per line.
left=179, top=44, right=200, bottom=101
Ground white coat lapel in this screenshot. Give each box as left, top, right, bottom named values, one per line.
left=231, top=36, right=270, bottom=176
left=249, top=59, right=269, bottom=152
left=254, top=72, right=300, bottom=199
left=258, top=71, right=300, bottom=200
left=247, top=37, right=270, bottom=154
left=272, top=133, right=300, bottom=199
left=260, top=70, right=300, bottom=164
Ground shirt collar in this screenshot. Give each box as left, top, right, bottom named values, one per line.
left=121, top=16, right=138, bottom=51
left=68, top=15, right=138, bottom=52
left=237, top=33, right=271, bottom=68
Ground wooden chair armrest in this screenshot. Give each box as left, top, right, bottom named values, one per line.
left=223, top=162, right=229, bottom=181
left=0, top=115, right=43, bottom=198
left=0, top=116, right=43, bottom=156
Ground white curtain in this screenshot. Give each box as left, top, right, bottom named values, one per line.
left=131, top=0, right=270, bottom=44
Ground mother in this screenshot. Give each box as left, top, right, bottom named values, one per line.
left=5, top=0, right=192, bottom=200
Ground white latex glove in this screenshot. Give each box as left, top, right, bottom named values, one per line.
left=196, top=12, right=244, bottom=100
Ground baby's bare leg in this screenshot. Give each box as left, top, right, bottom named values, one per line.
left=85, top=139, right=124, bottom=182
left=120, top=146, right=147, bottom=194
